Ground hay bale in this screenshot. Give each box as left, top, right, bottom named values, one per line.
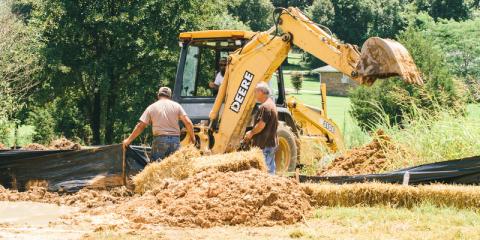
left=302, top=182, right=480, bottom=209
left=49, top=137, right=82, bottom=150
left=193, top=148, right=267, bottom=173
left=133, top=145, right=201, bottom=193
left=133, top=147, right=266, bottom=194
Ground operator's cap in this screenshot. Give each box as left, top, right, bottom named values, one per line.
left=157, top=86, right=172, bottom=98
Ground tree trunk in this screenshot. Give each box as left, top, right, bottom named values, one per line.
left=105, top=72, right=117, bottom=144
left=92, top=87, right=102, bottom=145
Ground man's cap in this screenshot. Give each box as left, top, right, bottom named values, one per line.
left=157, top=87, right=172, bottom=98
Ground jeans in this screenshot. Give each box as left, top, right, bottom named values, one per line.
left=262, top=147, right=277, bottom=175
left=151, top=135, right=180, bottom=162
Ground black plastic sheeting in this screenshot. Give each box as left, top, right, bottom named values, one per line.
left=300, top=155, right=480, bottom=185
left=0, top=144, right=150, bottom=192
left=2, top=144, right=480, bottom=192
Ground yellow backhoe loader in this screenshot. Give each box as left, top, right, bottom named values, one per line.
left=173, top=7, right=422, bottom=173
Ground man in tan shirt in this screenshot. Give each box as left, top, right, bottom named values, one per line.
left=122, top=87, right=195, bottom=161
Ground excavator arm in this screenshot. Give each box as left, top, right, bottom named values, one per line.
left=207, top=7, right=422, bottom=154
left=275, top=7, right=423, bottom=85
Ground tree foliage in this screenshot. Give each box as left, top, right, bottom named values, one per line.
left=415, top=0, right=471, bottom=21
left=228, top=0, right=274, bottom=31
left=0, top=0, right=42, bottom=119
left=304, top=0, right=410, bottom=68
left=271, top=0, right=314, bottom=9
left=22, top=0, right=244, bottom=144
left=427, top=18, right=480, bottom=101
left=291, top=72, right=304, bottom=94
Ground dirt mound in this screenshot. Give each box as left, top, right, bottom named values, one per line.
left=319, top=130, right=393, bottom=176
left=0, top=185, right=132, bottom=208
left=134, top=147, right=266, bottom=193
left=119, top=169, right=311, bottom=228
left=49, top=137, right=82, bottom=150
left=21, top=143, right=49, bottom=150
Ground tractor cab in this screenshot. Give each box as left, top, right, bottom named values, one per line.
left=173, top=30, right=287, bottom=124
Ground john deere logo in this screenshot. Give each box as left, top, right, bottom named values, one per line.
left=230, top=71, right=254, bottom=113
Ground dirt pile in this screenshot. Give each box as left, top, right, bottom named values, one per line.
left=0, top=185, right=132, bottom=208
left=49, top=137, right=82, bottom=150
left=21, top=143, right=49, bottom=150
left=119, top=169, right=311, bottom=228
left=17, top=138, right=82, bottom=151
left=319, top=130, right=395, bottom=176
left=134, top=147, right=266, bottom=194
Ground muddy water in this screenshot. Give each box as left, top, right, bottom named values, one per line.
left=0, top=201, right=87, bottom=240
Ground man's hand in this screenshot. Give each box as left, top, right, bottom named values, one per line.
left=244, top=130, right=254, bottom=142
left=208, top=81, right=216, bottom=89
left=122, top=138, right=132, bottom=147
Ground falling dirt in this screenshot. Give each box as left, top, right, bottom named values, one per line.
left=117, top=169, right=311, bottom=228
left=319, top=130, right=397, bottom=176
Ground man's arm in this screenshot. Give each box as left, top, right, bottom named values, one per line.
left=208, top=81, right=220, bottom=90
left=244, top=120, right=266, bottom=141
left=122, top=121, right=148, bottom=146
left=180, top=114, right=196, bottom=144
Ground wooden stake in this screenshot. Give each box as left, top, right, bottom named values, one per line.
left=122, top=144, right=127, bottom=186
left=295, top=168, right=300, bottom=182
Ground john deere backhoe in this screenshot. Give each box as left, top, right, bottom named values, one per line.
left=172, top=7, right=422, bottom=173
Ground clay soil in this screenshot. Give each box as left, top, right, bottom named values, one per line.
left=319, top=130, right=394, bottom=176
left=18, top=137, right=82, bottom=151
left=0, top=168, right=311, bottom=230
left=119, top=169, right=311, bottom=228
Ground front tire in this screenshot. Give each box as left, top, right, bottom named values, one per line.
left=275, top=122, right=298, bottom=173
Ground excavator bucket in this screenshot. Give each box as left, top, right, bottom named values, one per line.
left=356, top=37, right=423, bottom=86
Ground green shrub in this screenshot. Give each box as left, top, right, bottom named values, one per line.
left=25, top=106, right=56, bottom=144
left=291, top=72, right=304, bottom=94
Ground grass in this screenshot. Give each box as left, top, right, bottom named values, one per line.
left=372, top=107, right=480, bottom=171
left=284, top=73, right=319, bottom=91
left=304, top=205, right=480, bottom=240
left=1, top=123, right=35, bottom=147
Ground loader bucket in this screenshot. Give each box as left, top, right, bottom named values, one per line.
left=356, top=37, right=423, bottom=86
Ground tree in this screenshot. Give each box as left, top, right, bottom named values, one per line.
left=415, top=0, right=471, bottom=21
left=427, top=18, right=480, bottom=101
left=350, top=25, right=466, bottom=130
left=291, top=72, right=304, bottom=94
left=25, top=0, right=246, bottom=145
left=228, top=0, right=274, bottom=31
left=303, top=0, right=410, bottom=68
left=271, top=0, right=314, bottom=9
left=0, top=0, right=42, bottom=119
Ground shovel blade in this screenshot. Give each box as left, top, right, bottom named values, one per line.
left=356, top=37, right=423, bottom=86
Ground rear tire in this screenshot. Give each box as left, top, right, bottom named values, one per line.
left=275, top=122, right=298, bottom=173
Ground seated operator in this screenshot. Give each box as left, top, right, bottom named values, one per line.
left=208, top=58, right=227, bottom=93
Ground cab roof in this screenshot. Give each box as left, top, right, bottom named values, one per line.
left=179, top=30, right=255, bottom=41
